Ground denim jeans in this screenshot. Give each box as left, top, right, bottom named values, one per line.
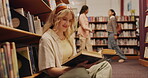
left=108, top=32, right=127, bottom=59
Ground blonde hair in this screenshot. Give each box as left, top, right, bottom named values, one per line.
left=43, top=9, right=75, bottom=38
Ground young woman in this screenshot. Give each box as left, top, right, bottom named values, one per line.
left=107, top=9, right=127, bottom=62
left=38, top=1, right=112, bottom=78
left=77, top=5, right=93, bottom=52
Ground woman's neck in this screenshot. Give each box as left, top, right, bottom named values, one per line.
left=54, top=29, right=65, bottom=40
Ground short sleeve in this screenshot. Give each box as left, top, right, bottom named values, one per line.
left=38, top=37, right=56, bottom=71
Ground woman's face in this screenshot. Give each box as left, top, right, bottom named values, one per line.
left=58, top=12, right=73, bottom=32
left=108, top=10, right=114, bottom=16
left=85, top=9, right=89, bottom=14
left=108, top=10, right=112, bottom=16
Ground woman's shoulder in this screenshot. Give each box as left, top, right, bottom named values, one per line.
left=41, top=29, right=53, bottom=40
left=80, top=14, right=85, bottom=17
left=110, top=16, right=116, bottom=19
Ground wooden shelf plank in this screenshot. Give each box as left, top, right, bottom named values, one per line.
left=0, top=25, right=41, bottom=44
left=9, top=0, right=52, bottom=22
left=9, top=0, right=52, bottom=15
left=22, top=73, right=39, bottom=78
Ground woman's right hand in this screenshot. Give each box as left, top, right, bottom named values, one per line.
left=76, top=61, right=96, bottom=69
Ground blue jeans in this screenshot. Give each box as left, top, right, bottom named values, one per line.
left=108, top=32, right=127, bottom=59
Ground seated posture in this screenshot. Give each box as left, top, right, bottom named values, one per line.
left=38, top=1, right=112, bottom=78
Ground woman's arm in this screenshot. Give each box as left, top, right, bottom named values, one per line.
left=79, top=14, right=91, bottom=31
left=111, top=17, right=117, bottom=35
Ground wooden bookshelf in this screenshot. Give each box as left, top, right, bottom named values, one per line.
left=9, top=0, right=52, bottom=22
left=139, top=0, right=148, bottom=67
left=22, top=73, right=39, bottom=78
left=89, top=21, right=136, bottom=24
left=0, top=25, right=41, bottom=44
left=93, top=29, right=137, bottom=31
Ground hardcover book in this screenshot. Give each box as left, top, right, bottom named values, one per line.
left=62, top=49, right=116, bottom=67
left=62, top=51, right=103, bottom=67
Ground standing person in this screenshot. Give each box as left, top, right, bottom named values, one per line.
left=77, top=5, right=93, bottom=52
left=107, top=9, right=127, bottom=63
left=37, top=1, right=112, bottom=78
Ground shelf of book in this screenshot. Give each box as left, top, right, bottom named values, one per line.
left=76, top=45, right=138, bottom=47
left=90, top=36, right=137, bottom=39
left=9, top=0, right=52, bottom=22
left=76, top=16, right=139, bottom=56
left=93, top=29, right=137, bottom=31
left=0, top=25, right=41, bottom=44
left=0, top=0, right=44, bottom=78
left=89, top=21, right=136, bottom=24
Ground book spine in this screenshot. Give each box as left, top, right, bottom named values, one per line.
left=10, top=42, right=19, bottom=78
left=2, top=0, right=9, bottom=26
left=0, top=48, right=5, bottom=78
left=0, top=0, right=6, bottom=25
left=5, top=0, right=13, bottom=27
left=3, top=42, right=14, bottom=78
left=0, top=48, right=8, bottom=78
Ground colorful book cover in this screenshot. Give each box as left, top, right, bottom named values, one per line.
left=10, top=42, right=19, bottom=78
left=0, top=47, right=8, bottom=78
left=3, top=42, right=14, bottom=78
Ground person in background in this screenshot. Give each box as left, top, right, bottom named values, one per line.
left=37, top=0, right=112, bottom=78
left=77, top=5, right=93, bottom=52
left=106, top=9, right=127, bottom=63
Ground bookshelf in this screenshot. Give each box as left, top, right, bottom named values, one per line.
left=76, top=16, right=139, bottom=55
left=9, top=0, right=52, bottom=22
left=139, top=0, right=148, bottom=67
left=0, top=0, right=51, bottom=78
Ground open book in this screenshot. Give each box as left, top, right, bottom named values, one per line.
left=62, top=49, right=116, bottom=67
left=62, top=51, right=103, bottom=67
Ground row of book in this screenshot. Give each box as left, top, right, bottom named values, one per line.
left=0, top=0, right=13, bottom=27
left=0, top=0, right=43, bottom=35
left=118, top=31, right=137, bottom=37
left=76, top=39, right=138, bottom=46
left=120, top=47, right=136, bottom=54
left=11, top=8, right=43, bottom=35
left=0, top=42, right=39, bottom=78
left=90, top=32, right=108, bottom=37
left=89, top=23, right=136, bottom=30
left=89, top=31, right=136, bottom=37
left=117, top=39, right=138, bottom=45
left=88, top=16, right=135, bottom=22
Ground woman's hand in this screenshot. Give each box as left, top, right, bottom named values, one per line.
left=76, top=61, right=96, bottom=69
